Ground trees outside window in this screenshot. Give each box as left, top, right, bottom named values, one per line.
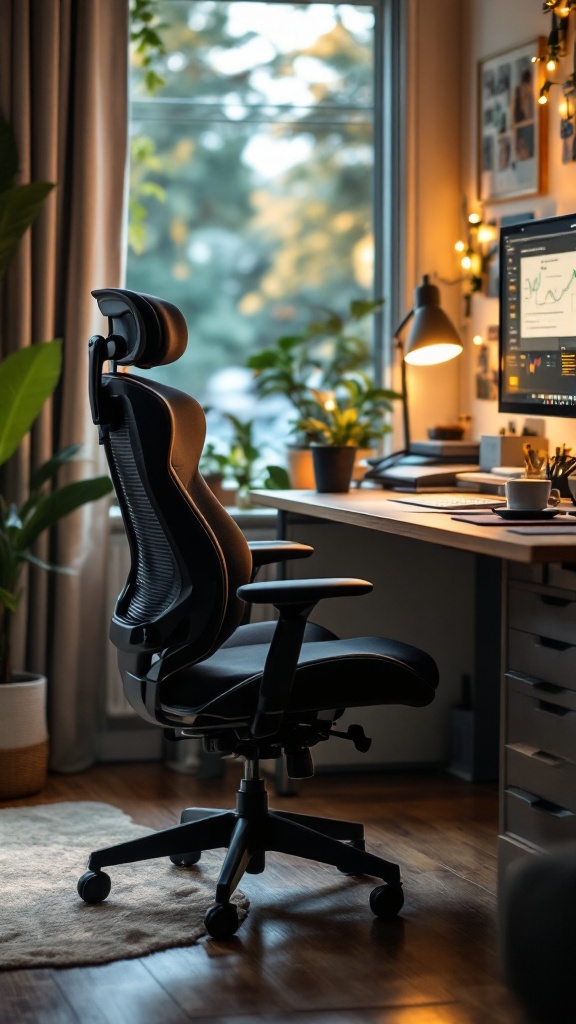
left=127, top=1, right=376, bottom=459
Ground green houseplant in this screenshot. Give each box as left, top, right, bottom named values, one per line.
left=247, top=299, right=399, bottom=486
left=293, top=374, right=400, bottom=493
left=0, top=114, right=113, bottom=797
left=205, top=413, right=289, bottom=507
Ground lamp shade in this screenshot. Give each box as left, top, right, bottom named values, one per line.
left=403, top=275, right=463, bottom=366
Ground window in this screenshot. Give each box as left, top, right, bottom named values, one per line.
left=127, top=1, right=388, bottom=460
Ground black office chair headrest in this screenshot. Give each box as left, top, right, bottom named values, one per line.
left=92, top=288, right=188, bottom=368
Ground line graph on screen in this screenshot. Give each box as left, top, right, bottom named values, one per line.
left=521, top=252, right=576, bottom=338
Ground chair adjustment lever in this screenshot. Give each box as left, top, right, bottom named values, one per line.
left=329, top=724, right=372, bottom=753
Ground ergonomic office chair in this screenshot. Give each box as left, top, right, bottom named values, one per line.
left=79, top=287, right=439, bottom=939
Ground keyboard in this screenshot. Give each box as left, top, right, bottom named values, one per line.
left=390, top=493, right=506, bottom=511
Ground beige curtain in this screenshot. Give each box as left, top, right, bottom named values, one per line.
left=0, top=0, right=128, bottom=770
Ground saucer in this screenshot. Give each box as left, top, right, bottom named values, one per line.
left=495, top=507, right=562, bottom=520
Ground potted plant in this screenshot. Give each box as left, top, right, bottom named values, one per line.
left=0, top=115, right=113, bottom=799
left=202, top=413, right=289, bottom=507
left=247, top=298, right=387, bottom=487
left=294, top=374, right=400, bottom=492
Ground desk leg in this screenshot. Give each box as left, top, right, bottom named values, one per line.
left=449, top=555, right=501, bottom=782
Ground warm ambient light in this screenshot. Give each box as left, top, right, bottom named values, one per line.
left=402, top=275, right=463, bottom=367
left=404, top=342, right=462, bottom=366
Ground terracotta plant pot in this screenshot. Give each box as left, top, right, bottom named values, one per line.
left=312, top=446, right=357, bottom=493
left=0, top=672, right=49, bottom=800
left=286, top=446, right=315, bottom=489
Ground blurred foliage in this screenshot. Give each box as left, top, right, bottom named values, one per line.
left=126, top=1, right=376, bottom=408
left=130, top=0, right=167, bottom=94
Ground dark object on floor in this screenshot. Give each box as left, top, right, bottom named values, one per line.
left=82, top=287, right=439, bottom=940
left=501, top=850, right=576, bottom=1024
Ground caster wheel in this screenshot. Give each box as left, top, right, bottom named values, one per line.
left=369, top=883, right=404, bottom=920
left=77, top=870, right=111, bottom=904
left=170, top=851, right=201, bottom=866
left=204, top=902, right=240, bottom=940
left=338, top=838, right=366, bottom=874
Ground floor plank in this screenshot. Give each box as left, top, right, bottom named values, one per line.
left=0, top=763, right=524, bottom=1024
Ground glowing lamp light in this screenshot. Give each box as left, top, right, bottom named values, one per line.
left=468, top=212, right=481, bottom=225
left=472, top=334, right=483, bottom=346
left=454, top=240, right=466, bottom=253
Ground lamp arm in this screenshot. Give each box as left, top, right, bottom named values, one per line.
left=393, top=308, right=415, bottom=455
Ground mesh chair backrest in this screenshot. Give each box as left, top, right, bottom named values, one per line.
left=91, top=289, right=253, bottom=676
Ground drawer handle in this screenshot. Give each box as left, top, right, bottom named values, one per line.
left=508, top=743, right=565, bottom=766
left=541, top=595, right=573, bottom=608
left=507, top=787, right=574, bottom=817
left=537, top=700, right=572, bottom=718
left=537, top=637, right=573, bottom=652
left=528, top=749, right=565, bottom=767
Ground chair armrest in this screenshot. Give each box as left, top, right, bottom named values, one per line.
left=238, top=577, right=373, bottom=607
left=248, top=540, right=314, bottom=569
left=237, top=577, right=373, bottom=739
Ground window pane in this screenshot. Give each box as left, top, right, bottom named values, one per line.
left=127, top=1, right=375, bottom=449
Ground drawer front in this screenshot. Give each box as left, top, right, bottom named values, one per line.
left=506, top=744, right=576, bottom=811
left=508, top=563, right=544, bottom=586
left=507, top=677, right=576, bottom=763
left=547, top=562, right=576, bottom=593
left=509, top=584, right=576, bottom=644
left=508, top=628, right=576, bottom=690
left=504, top=786, right=576, bottom=847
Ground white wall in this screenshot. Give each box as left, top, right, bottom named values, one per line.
left=460, top=1, right=576, bottom=451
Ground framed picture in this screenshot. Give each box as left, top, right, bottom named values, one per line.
left=478, top=39, right=547, bottom=203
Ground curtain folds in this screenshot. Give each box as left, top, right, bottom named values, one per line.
left=0, top=0, right=128, bottom=770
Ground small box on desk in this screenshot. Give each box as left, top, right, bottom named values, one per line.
left=479, top=435, right=548, bottom=471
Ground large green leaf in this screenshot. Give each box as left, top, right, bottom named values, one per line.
left=16, top=477, right=113, bottom=551
left=0, top=342, right=62, bottom=467
left=0, top=181, right=55, bottom=282
left=0, top=116, right=19, bottom=193
left=28, top=444, right=83, bottom=491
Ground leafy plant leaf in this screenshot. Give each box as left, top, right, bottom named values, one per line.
left=28, top=444, right=83, bottom=491
left=0, top=341, right=62, bottom=467
left=16, top=477, right=113, bottom=551
left=0, top=587, right=19, bottom=612
left=0, top=181, right=55, bottom=282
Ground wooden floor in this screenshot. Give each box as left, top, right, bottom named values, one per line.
left=0, top=762, right=524, bottom=1024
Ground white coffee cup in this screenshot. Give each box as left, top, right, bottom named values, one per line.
left=505, top=477, right=551, bottom=511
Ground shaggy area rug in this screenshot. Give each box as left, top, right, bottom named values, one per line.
left=0, top=801, right=248, bottom=969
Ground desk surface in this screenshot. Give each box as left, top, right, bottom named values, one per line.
left=250, top=488, right=576, bottom=564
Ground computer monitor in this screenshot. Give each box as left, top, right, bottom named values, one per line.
left=499, top=211, right=576, bottom=417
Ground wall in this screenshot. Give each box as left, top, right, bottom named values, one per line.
left=460, top=1, right=576, bottom=451
left=400, top=0, right=465, bottom=443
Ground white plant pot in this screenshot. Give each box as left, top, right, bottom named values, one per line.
left=0, top=672, right=48, bottom=800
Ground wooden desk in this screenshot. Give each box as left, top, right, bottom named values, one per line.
left=251, top=488, right=576, bottom=893
left=250, top=488, right=576, bottom=564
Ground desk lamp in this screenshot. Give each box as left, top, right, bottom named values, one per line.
left=374, top=274, right=463, bottom=470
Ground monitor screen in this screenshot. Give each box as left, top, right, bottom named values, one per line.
left=499, top=212, right=576, bottom=418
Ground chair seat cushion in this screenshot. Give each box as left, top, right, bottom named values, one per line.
left=160, top=634, right=439, bottom=724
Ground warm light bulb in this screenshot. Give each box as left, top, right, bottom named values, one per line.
left=324, top=397, right=336, bottom=412
left=468, top=212, right=481, bottom=225
left=531, top=56, right=538, bottom=63
left=404, top=343, right=463, bottom=366
left=547, top=59, right=557, bottom=71
left=472, top=334, right=483, bottom=346
left=558, top=4, right=571, bottom=17
left=538, top=94, right=548, bottom=105
left=455, top=240, right=466, bottom=252
left=477, top=224, right=497, bottom=244
left=461, top=255, right=472, bottom=270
